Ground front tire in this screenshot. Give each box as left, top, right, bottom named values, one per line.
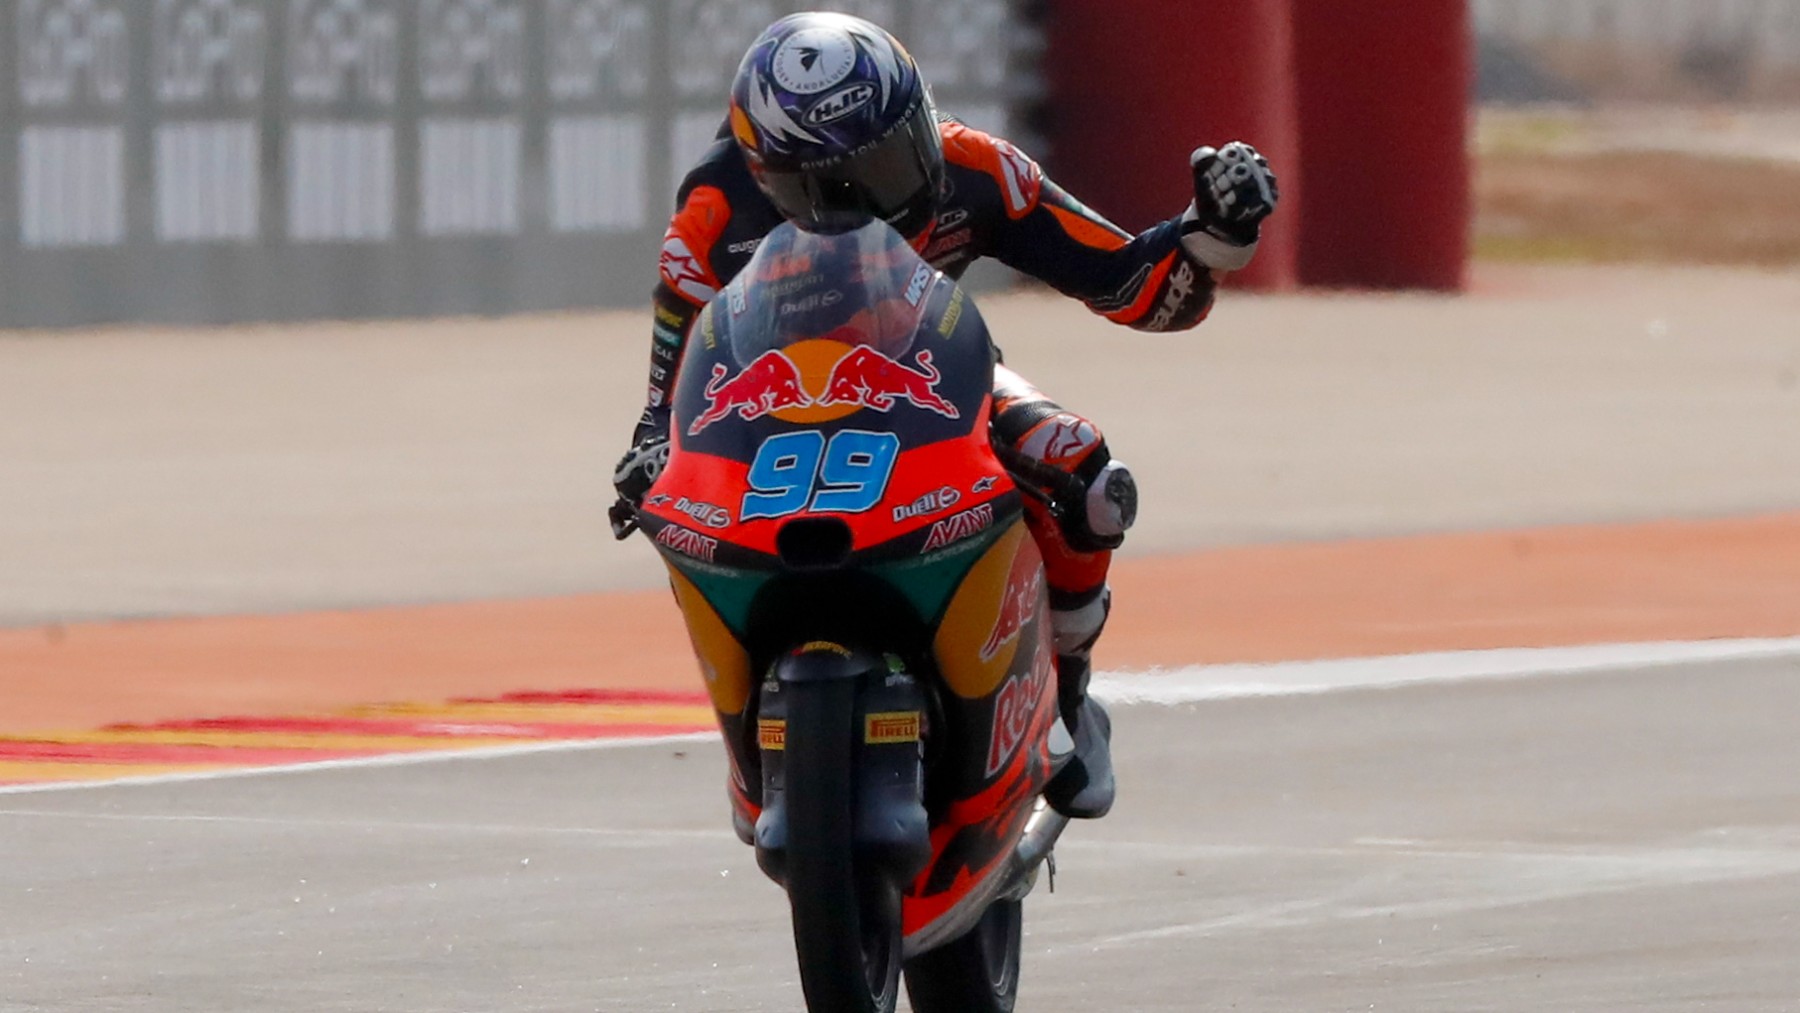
left=785, top=677, right=903, bottom=1013
left=902, top=898, right=1023, bottom=1013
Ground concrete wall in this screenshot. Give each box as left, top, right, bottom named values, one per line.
left=0, top=0, right=1035, bottom=328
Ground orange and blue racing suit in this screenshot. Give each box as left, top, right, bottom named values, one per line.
left=634, top=118, right=1220, bottom=679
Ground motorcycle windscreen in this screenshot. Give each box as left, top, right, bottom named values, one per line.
left=654, top=219, right=1004, bottom=558
left=676, top=219, right=988, bottom=448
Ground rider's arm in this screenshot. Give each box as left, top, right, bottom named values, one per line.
left=939, top=122, right=1216, bottom=332
left=1014, top=179, right=1219, bottom=332
left=941, top=123, right=1273, bottom=333
left=631, top=183, right=734, bottom=449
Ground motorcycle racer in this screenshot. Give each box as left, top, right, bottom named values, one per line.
left=613, top=11, right=1279, bottom=820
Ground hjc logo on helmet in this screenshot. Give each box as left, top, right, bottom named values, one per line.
left=803, top=82, right=878, bottom=127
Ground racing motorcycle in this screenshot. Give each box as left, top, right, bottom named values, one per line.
left=616, top=217, right=1073, bottom=1012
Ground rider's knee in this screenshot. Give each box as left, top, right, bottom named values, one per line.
left=1077, top=457, right=1137, bottom=551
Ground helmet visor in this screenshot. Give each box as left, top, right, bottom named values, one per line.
left=757, top=103, right=944, bottom=239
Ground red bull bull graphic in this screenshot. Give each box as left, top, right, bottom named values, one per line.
left=818, top=347, right=960, bottom=418
left=688, top=341, right=959, bottom=436
left=688, top=349, right=814, bottom=435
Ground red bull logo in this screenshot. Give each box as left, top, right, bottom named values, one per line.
left=980, top=567, right=1043, bottom=661
left=687, top=349, right=813, bottom=435
left=817, top=347, right=959, bottom=418
left=688, top=340, right=960, bottom=435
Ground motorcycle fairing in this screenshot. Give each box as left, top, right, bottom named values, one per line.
left=641, top=220, right=1064, bottom=959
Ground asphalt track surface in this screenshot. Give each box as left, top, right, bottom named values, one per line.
left=4, top=263, right=1799, bottom=1010
left=5, top=264, right=1798, bottom=625
left=5, top=651, right=1800, bottom=1012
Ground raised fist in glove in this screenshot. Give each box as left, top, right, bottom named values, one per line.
left=1180, top=142, right=1280, bottom=273
left=609, top=435, right=669, bottom=538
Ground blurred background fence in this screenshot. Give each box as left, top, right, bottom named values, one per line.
left=1474, top=0, right=1800, bottom=101
left=0, top=0, right=1039, bottom=328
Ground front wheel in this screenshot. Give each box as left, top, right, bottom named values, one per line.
left=785, top=677, right=903, bottom=1013
left=902, top=898, right=1023, bottom=1013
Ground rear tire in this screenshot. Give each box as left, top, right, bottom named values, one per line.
left=785, top=677, right=903, bottom=1013
left=902, top=898, right=1023, bottom=1013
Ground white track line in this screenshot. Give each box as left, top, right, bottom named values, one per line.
left=0, top=732, right=713, bottom=797
left=3, top=637, right=1796, bottom=798
left=1091, top=636, right=1800, bottom=706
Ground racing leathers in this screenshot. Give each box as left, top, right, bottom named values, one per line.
left=628, top=119, right=1230, bottom=819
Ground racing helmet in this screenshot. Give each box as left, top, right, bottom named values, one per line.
left=729, top=12, right=945, bottom=243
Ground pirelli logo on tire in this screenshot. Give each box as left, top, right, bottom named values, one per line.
left=864, top=711, right=921, bottom=745
left=758, top=718, right=786, bottom=751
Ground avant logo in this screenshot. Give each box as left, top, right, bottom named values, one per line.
left=922, top=502, right=994, bottom=551
left=654, top=523, right=718, bottom=562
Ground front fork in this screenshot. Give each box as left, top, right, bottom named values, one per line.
left=753, top=643, right=932, bottom=893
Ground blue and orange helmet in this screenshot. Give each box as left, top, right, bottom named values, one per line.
left=729, top=12, right=945, bottom=242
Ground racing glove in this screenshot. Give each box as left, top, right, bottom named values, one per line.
left=609, top=434, right=669, bottom=539
left=1180, top=141, right=1279, bottom=273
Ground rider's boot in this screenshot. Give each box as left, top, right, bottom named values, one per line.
left=1043, top=588, right=1116, bottom=819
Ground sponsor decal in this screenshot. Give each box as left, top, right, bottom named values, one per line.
left=728, top=284, right=746, bottom=317
left=772, top=27, right=857, bottom=94
left=649, top=363, right=668, bottom=382
left=646, top=384, right=664, bottom=407
left=937, top=287, right=965, bottom=336
left=922, top=502, right=994, bottom=551
left=1148, top=258, right=1198, bottom=330
left=892, top=485, right=961, bottom=523
left=799, top=640, right=853, bottom=657
left=936, top=208, right=969, bottom=231
left=652, top=323, right=683, bottom=347
left=688, top=343, right=959, bottom=435
left=674, top=496, right=730, bottom=529
left=980, top=567, right=1043, bottom=661
left=985, top=665, right=1050, bottom=776
left=923, top=228, right=973, bottom=264
left=654, top=303, right=685, bottom=328
left=645, top=493, right=673, bottom=507
left=652, top=341, right=678, bottom=363
left=758, top=718, right=786, bottom=751
left=654, top=523, right=718, bottom=562
left=757, top=251, right=815, bottom=282
left=726, top=237, right=764, bottom=255
left=818, top=347, right=959, bottom=417
left=803, top=81, right=877, bottom=126
left=994, top=139, right=1043, bottom=217
left=778, top=290, right=843, bottom=316
left=904, top=262, right=933, bottom=306
left=688, top=349, right=812, bottom=435
left=659, top=235, right=717, bottom=303
left=865, top=711, right=921, bottom=744
left=1020, top=415, right=1100, bottom=468
left=971, top=475, right=999, bottom=494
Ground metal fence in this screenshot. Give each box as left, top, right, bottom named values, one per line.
left=0, top=0, right=1038, bottom=328
left=1474, top=0, right=1800, bottom=99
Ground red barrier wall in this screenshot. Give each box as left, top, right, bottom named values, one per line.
left=1043, top=2, right=1472, bottom=292
left=1290, top=1, right=1472, bottom=289
left=1041, top=0, right=1301, bottom=290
